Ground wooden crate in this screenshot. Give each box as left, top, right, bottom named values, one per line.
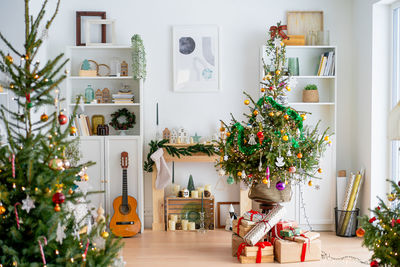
left=166, top=197, right=215, bottom=231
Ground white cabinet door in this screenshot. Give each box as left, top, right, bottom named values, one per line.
left=104, top=136, right=142, bottom=227
left=79, top=136, right=106, bottom=212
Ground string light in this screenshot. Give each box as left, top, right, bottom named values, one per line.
left=55, top=249, right=59, bottom=255
left=70, top=258, right=74, bottom=263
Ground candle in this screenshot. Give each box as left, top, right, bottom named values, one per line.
left=197, top=187, right=204, bottom=196
left=169, top=220, right=176, bottom=231
left=170, top=214, right=178, bottom=222
left=188, top=222, right=196, bottom=231
left=156, top=102, right=159, bottom=126
left=191, top=190, right=199, bottom=198
left=172, top=162, right=175, bottom=183
left=204, top=184, right=212, bottom=195
left=182, top=219, right=188, bottom=230
left=201, top=192, right=204, bottom=213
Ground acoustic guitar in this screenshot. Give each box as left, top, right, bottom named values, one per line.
left=110, top=151, right=141, bottom=237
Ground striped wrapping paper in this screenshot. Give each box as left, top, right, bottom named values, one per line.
left=339, top=172, right=363, bottom=235
left=338, top=173, right=356, bottom=229
left=344, top=171, right=364, bottom=235
left=243, top=205, right=286, bottom=246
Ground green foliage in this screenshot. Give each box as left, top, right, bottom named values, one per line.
left=131, top=34, right=147, bottom=80
left=0, top=1, right=123, bottom=265
left=187, top=175, right=195, bottom=192
left=216, top=23, right=332, bottom=186
left=64, top=138, right=82, bottom=167
left=304, top=84, right=318, bottom=90
left=144, top=139, right=217, bottom=172
left=359, top=180, right=400, bottom=266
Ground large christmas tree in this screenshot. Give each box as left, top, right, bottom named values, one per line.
left=359, top=180, right=400, bottom=267
left=217, top=23, right=331, bottom=191
left=0, top=1, right=123, bottom=266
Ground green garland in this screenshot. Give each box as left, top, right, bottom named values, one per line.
left=109, top=108, right=136, bottom=130
left=144, top=139, right=218, bottom=172
left=131, top=34, right=147, bottom=80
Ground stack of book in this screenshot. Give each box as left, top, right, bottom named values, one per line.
left=317, top=51, right=335, bottom=76
left=72, top=114, right=92, bottom=136
left=112, top=89, right=134, bottom=104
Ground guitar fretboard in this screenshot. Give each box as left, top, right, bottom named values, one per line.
left=122, top=169, right=128, bottom=206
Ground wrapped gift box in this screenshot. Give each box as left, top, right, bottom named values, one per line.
left=280, top=227, right=302, bottom=237
left=273, top=238, right=321, bottom=263
left=237, top=240, right=274, bottom=264
left=232, top=219, right=256, bottom=237
left=232, top=234, right=245, bottom=257
left=284, top=231, right=320, bottom=243
left=270, top=220, right=298, bottom=239
left=239, top=255, right=274, bottom=264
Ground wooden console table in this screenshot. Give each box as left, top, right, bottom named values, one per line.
left=152, top=143, right=252, bottom=231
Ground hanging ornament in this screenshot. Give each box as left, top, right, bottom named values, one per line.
left=58, top=113, right=68, bottom=125
left=48, top=158, right=64, bottom=171
left=244, top=99, right=250, bottom=105
left=5, top=53, right=13, bottom=64
left=218, top=169, right=226, bottom=176
left=52, top=191, right=65, bottom=212
left=370, top=260, right=379, bottom=267
left=74, top=180, right=92, bottom=195
left=56, top=222, right=66, bottom=244
left=0, top=204, right=5, bottom=215
left=21, top=195, right=35, bottom=213
left=282, top=135, right=289, bottom=141
left=265, top=166, right=270, bottom=188
left=11, top=153, right=15, bottom=178
left=262, top=178, right=268, bottom=184
left=286, top=148, right=292, bottom=157
left=297, top=152, right=303, bottom=159
left=276, top=181, right=285, bottom=191
left=300, top=114, right=306, bottom=121
left=317, top=168, right=322, bottom=173
left=253, top=110, right=259, bottom=116
left=387, top=194, right=396, bottom=202
left=257, top=131, right=264, bottom=144
left=284, top=114, right=289, bottom=120
left=324, top=136, right=330, bottom=141
left=260, top=87, right=266, bottom=93
left=41, top=113, right=48, bottom=122
left=70, top=126, right=77, bottom=134
left=268, top=112, right=274, bottom=117
left=248, top=133, right=257, bottom=145
left=398, top=181, right=400, bottom=187
left=101, top=231, right=110, bottom=239
left=226, top=132, right=231, bottom=137
left=63, top=159, right=71, bottom=169
left=288, top=166, right=296, bottom=173
left=392, top=218, right=396, bottom=227
left=37, top=236, right=48, bottom=266
left=368, top=217, right=376, bottom=223
left=265, top=74, right=272, bottom=80
left=308, top=180, right=313, bottom=186
left=275, top=70, right=281, bottom=75
left=275, top=156, right=285, bottom=167
left=241, top=170, right=247, bottom=179
left=224, top=155, right=229, bottom=161
left=256, top=113, right=263, bottom=123
left=227, top=176, right=234, bottom=185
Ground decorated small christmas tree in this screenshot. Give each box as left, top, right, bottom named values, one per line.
left=188, top=174, right=195, bottom=193
left=359, top=180, right=400, bottom=267
left=0, top=1, right=123, bottom=265
left=217, top=22, right=331, bottom=200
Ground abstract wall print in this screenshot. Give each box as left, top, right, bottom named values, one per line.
left=173, top=25, right=220, bottom=92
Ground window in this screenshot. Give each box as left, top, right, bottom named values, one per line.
left=392, top=3, right=400, bottom=182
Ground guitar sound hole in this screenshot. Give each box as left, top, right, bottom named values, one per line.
left=119, top=204, right=131, bottom=215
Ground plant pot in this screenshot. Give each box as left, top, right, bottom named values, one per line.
left=302, top=90, right=319, bottom=102
left=248, top=182, right=292, bottom=203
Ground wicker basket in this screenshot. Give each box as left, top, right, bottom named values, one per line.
left=302, top=90, right=319, bottom=102
left=248, top=182, right=292, bottom=203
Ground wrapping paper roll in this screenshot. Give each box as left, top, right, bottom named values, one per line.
left=243, top=205, right=286, bottom=246
left=338, top=173, right=356, bottom=228
left=344, top=171, right=364, bottom=235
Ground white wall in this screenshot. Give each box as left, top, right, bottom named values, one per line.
left=1, top=0, right=356, bottom=228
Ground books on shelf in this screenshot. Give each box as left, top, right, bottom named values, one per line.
left=112, top=86, right=134, bottom=104
left=317, top=51, right=335, bottom=76
left=72, top=114, right=93, bottom=136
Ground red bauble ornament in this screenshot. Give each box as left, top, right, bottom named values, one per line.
left=356, top=227, right=365, bottom=237
left=370, top=260, right=379, bottom=267
left=52, top=192, right=65, bottom=204
left=58, top=113, right=68, bottom=125
left=377, top=206, right=380, bottom=210
left=369, top=217, right=376, bottom=223
left=398, top=181, right=400, bottom=187
left=257, top=131, right=264, bottom=144
left=397, top=219, right=400, bottom=224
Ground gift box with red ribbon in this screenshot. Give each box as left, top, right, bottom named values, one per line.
left=271, top=234, right=321, bottom=263
left=232, top=218, right=256, bottom=238
left=280, top=227, right=302, bottom=237
left=236, top=240, right=274, bottom=264
left=270, top=220, right=298, bottom=239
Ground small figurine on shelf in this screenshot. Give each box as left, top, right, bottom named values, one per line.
left=95, top=89, right=103, bottom=103
left=102, top=88, right=111, bottom=103
left=170, top=129, right=178, bottom=144
left=182, top=188, right=189, bottom=198
left=225, top=204, right=237, bottom=231
left=187, top=175, right=195, bottom=195
left=163, top=128, right=171, bottom=142
left=178, top=128, right=189, bottom=144
left=120, top=61, right=128, bottom=76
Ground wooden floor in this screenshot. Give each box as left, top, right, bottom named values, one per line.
left=122, top=229, right=371, bottom=266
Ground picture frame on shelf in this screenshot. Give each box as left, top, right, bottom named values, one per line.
left=76, top=11, right=106, bottom=46
left=172, top=25, right=221, bottom=92
left=85, top=19, right=116, bottom=46
left=217, top=202, right=239, bottom=229
left=287, top=11, right=324, bottom=45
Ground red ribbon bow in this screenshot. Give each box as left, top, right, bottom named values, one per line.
left=269, top=25, right=288, bottom=40
left=248, top=210, right=259, bottom=221
left=237, top=217, right=244, bottom=235
left=288, top=232, right=311, bottom=262
left=237, top=241, right=272, bottom=263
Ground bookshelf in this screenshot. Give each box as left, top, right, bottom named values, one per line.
left=260, top=45, right=337, bottom=231
left=65, top=45, right=144, bottom=233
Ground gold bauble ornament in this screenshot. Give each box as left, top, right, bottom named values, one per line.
left=317, top=168, right=323, bottom=173
left=226, top=132, right=231, bottom=137
left=280, top=42, right=285, bottom=46
left=5, top=54, right=13, bottom=64
left=101, top=231, right=109, bottom=239
left=40, top=113, right=48, bottom=122
left=54, top=204, right=61, bottom=212
left=237, top=171, right=242, bottom=177
left=0, top=206, right=6, bottom=215
left=308, top=180, right=313, bottom=186
left=244, top=99, right=250, bottom=105
left=297, top=153, right=303, bottom=159
left=269, top=112, right=274, bottom=117
left=324, top=136, right=329, bottom=141
left=253, top=110, right=259, bottom=116
left=388, top=194, right=396, bottom=202
left=262, top=178, right=268, bottom=184
left=49, top=158, right=64, bottom=171
left=300, top=114, right=306, bottom=120
left=275, top=70, right=281, bottom=75
left=220, top=127, right=225, bottom=132
left=284, top=114, right=289, bottom=120
left=70, top=126, right=77, bottom=134
left=68, top=188, right=74, bottom=195
left=282, top=135, right=289, bottom=141
left=261, top=88, right=266, bottom=93
left=82, top=173, right=89, bottom=181
left=286, top=86, right=291, bottom=91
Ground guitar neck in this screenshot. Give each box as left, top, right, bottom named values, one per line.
left=122, top=169, right=128, bottom=206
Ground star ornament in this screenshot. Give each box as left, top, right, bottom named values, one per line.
left=56, top=222, right=66, bottom=244
left=273, top=38, right=282, bottom=49
left=21, top=195, right=35, bottom=213
left=74, top=180, right=92, bottom=195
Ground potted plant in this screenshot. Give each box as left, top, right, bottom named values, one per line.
left=303, top=84, right=319, bottom=102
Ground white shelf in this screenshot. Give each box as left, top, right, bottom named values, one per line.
left=67, top=45, right=131, bottom=49
left=0, top=92, right=8, bottom=95
left=288, top=102, right=335, bottom=106
left=68, top=76, right=133, bottom=80
left=281, top=76, right=336, bottom=79
left=286, top=45, right=336, bottom=49
left=69, top=103, right=140, bottom=107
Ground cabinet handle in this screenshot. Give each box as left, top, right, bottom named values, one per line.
left=101, top=179, right=108, bottom=183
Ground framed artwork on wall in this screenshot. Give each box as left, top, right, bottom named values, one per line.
left=76, top=11, right=106, bottom=46
left=172, top=25, right=221, bottom=92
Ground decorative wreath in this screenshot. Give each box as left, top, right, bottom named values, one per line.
left=109, top=108, right=136, bottom=130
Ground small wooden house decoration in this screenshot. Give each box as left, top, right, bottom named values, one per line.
left=102, top=88, right=111, bottom=103
left=163, top=128, right=171, bottom=142
left=170, top=129, right=178, bottom=144
left=95, top=89, right=103, bottom=103
left=178, top=128, right=189, bottom=144
left=120, top=61, right=128, bottom=76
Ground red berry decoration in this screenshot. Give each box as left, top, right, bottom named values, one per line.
left=377, top=206, right=380, bottom=210
left=58, top=113, right=68, bottom=125
left=257, top=131, right=264, bottom=144
left=370, top=260, right=379, bottom=267
left=52, top=191, right=65, bottom=204
left=369, top=217, right=376, bottom=223
left=398, top=181, right=400, bottom=187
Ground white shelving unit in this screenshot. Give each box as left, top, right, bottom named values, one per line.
left=65, top=45, right=144, bottom=233
left=260, top=45, right=337, bottom=230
